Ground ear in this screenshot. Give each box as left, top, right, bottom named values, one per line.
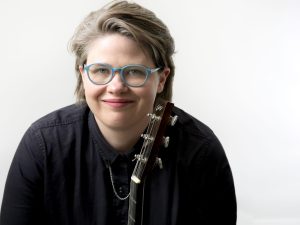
left=79, top=65, right=87, bottom=85
left=79, top=65, right=84, bottom=78
left=157, top=67, right=170, bottom=93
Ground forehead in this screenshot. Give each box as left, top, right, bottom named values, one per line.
left=86, top=33, right=153, bottom=66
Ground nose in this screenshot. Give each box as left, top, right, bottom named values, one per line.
left=107, top=70, right=128, bottom=93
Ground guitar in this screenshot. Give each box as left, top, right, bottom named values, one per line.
left=127, top=99, right=178, bottom=225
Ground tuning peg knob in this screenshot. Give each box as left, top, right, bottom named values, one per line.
left=156, top=157, right=163, bottom=169
left=163, top=136, right=170, bottom=148
left=169, top=115, right=178, bottom=126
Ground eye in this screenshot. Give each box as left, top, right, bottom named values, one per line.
left=90, top=65, right=111, bottom=76
left=125, top=67, right=145, bottom=77
left=94, top=68, right=110, bottom=74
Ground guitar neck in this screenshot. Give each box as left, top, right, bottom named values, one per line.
left=127, top=181, right=142, bottom=225
left=127, top=99, right=176, bottom=225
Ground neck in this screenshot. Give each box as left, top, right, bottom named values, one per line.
left=96, top=117, right=148, bottom=152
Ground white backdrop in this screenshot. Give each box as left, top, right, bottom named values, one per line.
left=0, top=0, right=299, bottom=224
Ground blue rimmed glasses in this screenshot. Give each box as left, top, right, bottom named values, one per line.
left=83, top=63, right=161, bottom=87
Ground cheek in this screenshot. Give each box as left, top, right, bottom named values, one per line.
left=138, top=83, right=160, bottom=103
left=83, top=79, right=105, bottom=100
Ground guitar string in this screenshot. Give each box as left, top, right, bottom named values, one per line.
left=134, top=119, right=153, bottom=178
left=139, top=175, right=148, bottom=225
left=135, top=118, right=156, bottom=178
left=139, top=116, right=160, bottom=175
left=128, top=182, right=136, bottom=220
left=139, top=117, right=160, bottom=177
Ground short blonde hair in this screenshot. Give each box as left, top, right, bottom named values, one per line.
left=69, top=0, right=175, bottom=102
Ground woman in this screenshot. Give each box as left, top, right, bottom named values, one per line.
left=0, top=1, right=237, bottom=224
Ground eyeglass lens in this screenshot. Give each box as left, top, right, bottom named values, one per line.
left=87, top=64, right=148, bottom=86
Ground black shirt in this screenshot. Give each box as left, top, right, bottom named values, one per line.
left=0, top=103, right=237, bottom=225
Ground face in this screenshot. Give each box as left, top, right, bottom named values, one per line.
left=80, top=33, right=169, bottom=133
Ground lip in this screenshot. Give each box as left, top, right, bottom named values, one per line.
left=102, top=98, right=134, bottom=108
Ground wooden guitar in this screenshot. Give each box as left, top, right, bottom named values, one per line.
left=127, top=99, right=178, bottom=225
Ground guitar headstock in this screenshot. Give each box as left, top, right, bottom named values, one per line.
left=131, top=99, right=178, bottom=184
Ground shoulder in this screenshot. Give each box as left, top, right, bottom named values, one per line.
left=172, top=106, right=216, bottom=141
left=171, top=106, right=227, bottom=165
left=30, top=103, right=90, bottom=131
left=23, top=103, right=90, bottom=150
left=18, top=103, right=90, bottom=160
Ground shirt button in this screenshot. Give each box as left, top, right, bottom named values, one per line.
left=119, top=187, right=123, bottom=194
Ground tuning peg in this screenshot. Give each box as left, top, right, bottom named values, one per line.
left=163, top=136, right=170, bottom=148
left=147, top=113, right=161, bottom=121
left=141, top=134, right=154, bottom=142
left=169, top=115, right=178, bottom=126
left=156, top=157, right=163, bottom=169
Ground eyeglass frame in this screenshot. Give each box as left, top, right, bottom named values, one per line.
left=83, top=63, right=161, bottom=87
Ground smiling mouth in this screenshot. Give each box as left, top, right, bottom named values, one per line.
left=102, top=99, right=134, bottom=108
